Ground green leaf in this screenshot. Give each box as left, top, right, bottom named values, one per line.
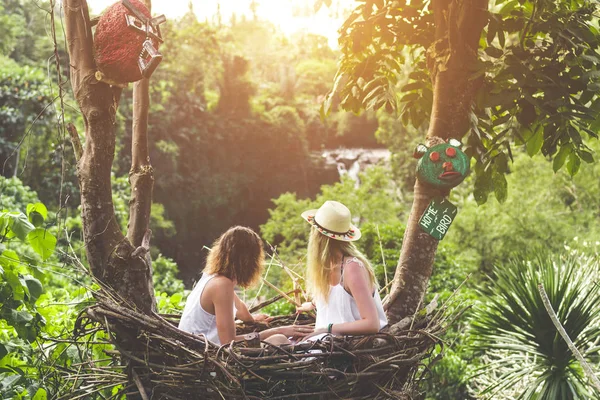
left=27, top=228, right=57, bottom=261
left=578, top=150, right=594, bottom=163
left=313, top=0, right=324, bottom=12
left=485, top=47, right=504, bottom=58
left=400, top=92, right=419, bottom=102
left=0, top=343, right=7, bottom=360
left=566, top=152, right=581, bottom=176
left=26, top=203, right=48, bottom=221
left=473, top=166, right=492, bottom=205
left=5, top=269, right=24, bottom=301
left=0, top=249, right=20, bottom=269
left=32, top=388, right=48, bottom=400
left=12, top=309, right=33, bottom=324
left=526, top=128, right=543, bottom=156
left=492, top=171, right=508, bottom=203
left=25, top=277, right=43, bottom=301
left=0, top=213, right=10, bottom=237
left=581, top=54, right=600, bottom=64
left=409, top=71, right=428, bottom=80
left=498, top=29, right=505, bottom=48
left=486, top=17, right=497, bottom=45
left=582, top=70, right=600, bottom=80
left=587, top=82, right=600, bottom=91
left=498, top=0, right=518, bottom=15
left=400, top=82, right=424, bottom=92
left=0, top=374, right=21, bottom=390
left=552, top=146, right=571, bottom=172
left=9, top=212, right=34, bottom=241
left=29, top=213, right=44, bottom=228
left=517, top=101, right=536, bottom=127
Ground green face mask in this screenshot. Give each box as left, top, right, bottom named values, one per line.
left=414, top=139, right=470, bottom=189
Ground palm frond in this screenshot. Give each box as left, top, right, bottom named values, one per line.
left=469, top=252, right=600, bottom=399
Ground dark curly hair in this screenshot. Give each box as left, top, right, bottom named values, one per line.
left=204, top=226, right=264, bottom=288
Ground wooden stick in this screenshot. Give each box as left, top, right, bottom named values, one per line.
left=261, top=278, right=301, bottom=308
left=248, top=290, right=299, bottom=314
left=376, top=225, right=390, bottom=296
left=249, top=252, right=276, bottom=308
left=131, top=370, right=150, bottom=400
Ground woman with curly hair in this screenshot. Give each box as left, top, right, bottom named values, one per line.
left=179, top=226, right=311, bottom=345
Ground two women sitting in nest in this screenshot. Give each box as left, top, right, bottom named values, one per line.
left=178, top=200, right=388, bottom=346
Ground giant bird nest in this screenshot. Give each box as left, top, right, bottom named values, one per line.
left=67, top=283, right=459, bottom=400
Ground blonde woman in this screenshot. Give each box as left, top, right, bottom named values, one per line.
left=179, top=226, right=312, bottom=345
left=299, top=201, right=387, bottom=338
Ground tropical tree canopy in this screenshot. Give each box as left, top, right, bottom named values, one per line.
left=326, top=0, right=600, bottom=203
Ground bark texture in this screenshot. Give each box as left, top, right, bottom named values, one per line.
left=385, top=0, right=488, bottom=323
left=64, top=0, right=155, bottom=312
left=128, top=0, right=154, bottom=249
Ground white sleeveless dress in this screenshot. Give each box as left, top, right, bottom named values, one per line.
left=178, top=273, right=237, bottom=345
left=314, top=257, right=387, bottom=334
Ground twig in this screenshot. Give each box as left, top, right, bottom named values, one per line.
left=376, top=225, right=390, bottom=296
left=266, top=243, right=308, bottom=299
left=67, top=123, right=83, bottom=161
left=260, top=278, right=302, bottom=308
left=249, top=251, right=276, bottom=308
left=132, top=369, right=150, bottom=400
left=538, top=283, right=600, bottom=393
left=248, top=290, right=299, bottom=314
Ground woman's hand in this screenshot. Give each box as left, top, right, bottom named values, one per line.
left=252, top=313, right=273, bottom=323
left=296, top=301, right=315, bottom=313
left=276, top=325, right=314, bottom=339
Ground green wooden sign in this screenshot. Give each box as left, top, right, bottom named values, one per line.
left=418, top=197, right=458, bottom=240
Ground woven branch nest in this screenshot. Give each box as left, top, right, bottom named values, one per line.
left=69, top=287, right=453, bottom=400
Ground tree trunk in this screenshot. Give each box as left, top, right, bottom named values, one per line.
left=384, top=0, right=488, bottom=323
left=64, top=1, right=158, bottom=397
left=64, top=0, right=155, bottom=313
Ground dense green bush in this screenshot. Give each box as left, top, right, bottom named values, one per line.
left=448, top=147, right=600, bottom=274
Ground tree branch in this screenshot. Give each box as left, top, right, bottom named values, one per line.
left=63, top=0, right=95, bottom=94
left=127, top=0, right=155, bottom=248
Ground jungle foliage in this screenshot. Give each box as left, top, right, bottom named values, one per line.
left=325, top=0, right=600, bottom=203
left=1, top=0, right=599, bottom=398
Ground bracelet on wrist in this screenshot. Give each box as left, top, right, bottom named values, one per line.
left=327, top=323, right=334, bottom=334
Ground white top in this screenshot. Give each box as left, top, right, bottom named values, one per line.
left=178, top=273, right=237, bottom=345
left=314, top=257, right=388, bottom=331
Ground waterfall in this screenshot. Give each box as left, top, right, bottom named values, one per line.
left=319, top=148, right=390, bottom=186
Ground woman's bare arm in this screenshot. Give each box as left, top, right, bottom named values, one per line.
left=233, top=292, right=254, bottom=322
left=209, top=277, right=238, bottom=344
left=207, top=277, right=311, bottom=344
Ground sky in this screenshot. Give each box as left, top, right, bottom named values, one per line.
left=86, top=0, right=348, bottom=47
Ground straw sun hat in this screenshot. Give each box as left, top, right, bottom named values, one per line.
left=301, top=201, right=362, bottom=242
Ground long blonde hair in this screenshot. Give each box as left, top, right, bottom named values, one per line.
left=306, top=227, right=377, bottom=302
